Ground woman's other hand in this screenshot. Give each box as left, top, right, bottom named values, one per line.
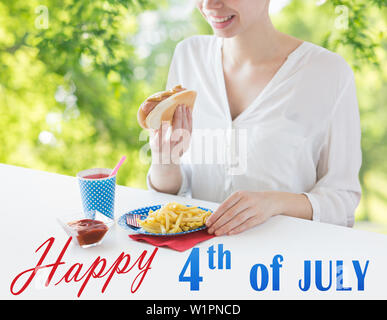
left=206, top=190, right=312, bottom=235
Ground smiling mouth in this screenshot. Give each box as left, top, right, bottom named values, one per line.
left=208, top=15, right=235, bottom=23
left=207, top=14, right=236, bottom=29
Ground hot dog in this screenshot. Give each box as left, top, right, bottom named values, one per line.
left=137, top=85, right=197, bottom=129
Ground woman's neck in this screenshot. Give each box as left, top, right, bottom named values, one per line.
left=222, top=16, right=297, bottom=67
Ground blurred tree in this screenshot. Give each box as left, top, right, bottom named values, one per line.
left=0, top=0, right=163, bottom=185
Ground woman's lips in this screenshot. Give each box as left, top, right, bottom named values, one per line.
left=208, top=15, right=235, bottom=29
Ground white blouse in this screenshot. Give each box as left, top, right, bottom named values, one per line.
left=146, top=35, right=362, bottom=227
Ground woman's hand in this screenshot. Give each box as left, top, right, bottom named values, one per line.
left=149, top=104, right=192, bottom=165
left=206, top=191, right=313, bottom=236
left=148, top=104, right=192, bottom=195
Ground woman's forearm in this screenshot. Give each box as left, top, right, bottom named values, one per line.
left=149, top=161, right=182, bottom=195
left=271, top=191, right=313, bottom=220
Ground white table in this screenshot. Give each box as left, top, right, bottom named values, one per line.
left=1, top=163, right=387, bottom=300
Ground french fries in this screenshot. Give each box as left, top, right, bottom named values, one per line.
left=138, top=202, right=212, bottom=234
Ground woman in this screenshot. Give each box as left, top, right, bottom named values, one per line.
left=146, top=0, right=362, bottom=236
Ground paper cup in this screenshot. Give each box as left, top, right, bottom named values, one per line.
left=77, top=168, right=116, bottom=219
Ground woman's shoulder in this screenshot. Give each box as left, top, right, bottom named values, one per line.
left=177, top=34, right=217, bottom=47
left=304, top=41, right=355, bottom=80
left=174, top=34, right=218, bottom=55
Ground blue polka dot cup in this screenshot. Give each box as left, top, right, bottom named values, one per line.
left=77, top=168, right=116, bottom=220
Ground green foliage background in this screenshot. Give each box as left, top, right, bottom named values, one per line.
left=0, top=0, right=386, bottom=229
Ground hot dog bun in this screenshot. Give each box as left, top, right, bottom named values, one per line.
left=137, top=85, right=196, bottom=129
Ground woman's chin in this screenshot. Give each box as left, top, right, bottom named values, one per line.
left=207, top=15, right=239, bottom=38
left=213, top=29, right=238, bottom=38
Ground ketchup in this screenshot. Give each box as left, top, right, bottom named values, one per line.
left=67, top=219, right=108, bottom=246
left=83, top=173, right=110, bottom=179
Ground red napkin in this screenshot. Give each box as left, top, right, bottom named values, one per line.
left=129, top=230, right=216, bottom=252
